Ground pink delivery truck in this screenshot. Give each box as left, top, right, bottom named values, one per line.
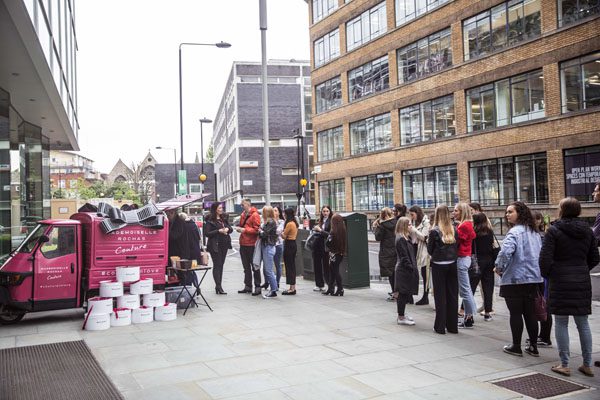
left=0, top=195, right=204, bottom=324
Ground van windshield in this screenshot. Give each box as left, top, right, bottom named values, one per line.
left=17, top=224, right=46, bottom=253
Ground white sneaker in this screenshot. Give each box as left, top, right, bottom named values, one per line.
left=397, top=317, right=415, bottom=326
left=313, top=287, right=323, bottom=292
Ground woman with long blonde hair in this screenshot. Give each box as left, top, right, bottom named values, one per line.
left=373, top=207, right=397, bottom=300
left=393, top=217, right=420, bottom=325
left=453, top=202, right=477, bottom=328
left=259, top=206, right=279, bottom=298
left=427, top=205, right=459, bottom=334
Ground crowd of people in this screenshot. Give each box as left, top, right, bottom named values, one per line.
left=169, top=182, right=600, bottom=379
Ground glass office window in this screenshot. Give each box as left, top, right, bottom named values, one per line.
left=317, top=126, right=344, bottom=162
left=400, top=94, right=455, bottom=144
left=560, top=52, right=600, bottom=113
left=395, top=0, right=452, bottom=26
left=469, top=153, right=548, bottom=205
left=397, top=28, right=452, bottom=84
left=346, top=2, right=387, bottom=51
left=314, top=29, right=340, bottom=67
left=348, top=55, right=390, bottom=101
left=350, top=113, right=392, bottom=155
left=313, top=0, right=338, bottom=23
left=352, top=173, right=394, bottom=210
left=315, top=76, right=342, bottom=113
left=319, top=179, right=346, bottom=211
left=463, top=0, right=541, bottom=61
left=466, top=69, right=545, bottom=132
left=558, top=0, right=600, bottom=27
left=402, top=165, right=458, bottom=208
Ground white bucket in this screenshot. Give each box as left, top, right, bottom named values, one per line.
left=130, top=278, right=153, bottom=295
left=154, top=303, right=177, bottom=321
left=116, top=266, right=140, bottom=282
left=99, top=280, right=124, bottom=298
left=142, top=291, right=166, bottom=307
left=116, top=294, right=140, bottom=309
left=110, top=308, right=132, bottom=327
left=132, top=306, right=154, bottom=324
left=84, top=313, right=110, bottom=331
left=87, top=297, right=113, bottom=315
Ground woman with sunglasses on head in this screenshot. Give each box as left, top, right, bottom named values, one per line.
left=312, top=205, right=332, bottom=292
left=453, top=202, right=477, bottom=329
left=495, top=201, right=543, bottom=357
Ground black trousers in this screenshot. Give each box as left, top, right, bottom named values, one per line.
left=240, top=245, right=261, bottom=288
left=328, top=254, right=343, bottom=290
left=388, top=270, right=395, bottom=292
left=468, top=262, right=495, bottom=313
left=431, top=261, right=459, bottom=334
left=504, top=295, right=538, bottom=346
left=396, top=293, right=412, bottom=315
left=312, top=248, right=330, bottom=288
left=283, top=240, right=297, bottom=285
left=209, top=247, right=228, bottom=289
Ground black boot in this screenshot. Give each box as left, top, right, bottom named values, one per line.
left=415, top=266, right=429, bottom=305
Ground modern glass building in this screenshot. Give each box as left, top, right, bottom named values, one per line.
left=0, top=0, right=79, bottom=256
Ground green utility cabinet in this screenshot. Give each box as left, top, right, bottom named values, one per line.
left=294, top=228, right=311, bottom=278
left=339, top=212, right=370, bottom=288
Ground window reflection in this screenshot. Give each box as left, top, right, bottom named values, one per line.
left=397, top=29, right=452, bottom=84
left=352, top=173, right=393, bottom=211
left=560, top=52, right=600, bottom=113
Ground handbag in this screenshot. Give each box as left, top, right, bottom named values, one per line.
left=200, top=251, right=209, bottom=266
left=304, top=230, right=317, bottom=251
left=469, top=240, right=481, bottom=276
left=534, top=289, right=547, bottom=321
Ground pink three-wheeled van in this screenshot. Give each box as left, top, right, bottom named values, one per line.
left=0, top=202, right=170, bottom=324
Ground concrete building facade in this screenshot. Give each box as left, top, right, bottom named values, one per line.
left=1, top=0, right=79, bottom=255
left=212, top=60, right=314, bottom=212
left=309, top=0, right=600, bottom=232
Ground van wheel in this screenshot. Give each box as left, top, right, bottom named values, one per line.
left=0, top=305, right=26, bottom=325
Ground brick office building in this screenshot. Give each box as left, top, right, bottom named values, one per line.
left=308, top=0, right=600, bottom=231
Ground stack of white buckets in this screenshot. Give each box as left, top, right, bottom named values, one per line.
left=83, top=266, right=177, bottom=331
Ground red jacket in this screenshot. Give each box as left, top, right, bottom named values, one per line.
left=239, top=207, right=261, bottom=247
left=457, top=221, right=476, bottom=257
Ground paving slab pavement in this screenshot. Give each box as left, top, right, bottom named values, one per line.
left=1, top=253, right=600, bottom=399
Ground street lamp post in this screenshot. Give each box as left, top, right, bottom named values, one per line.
left=178, top=41, right=231, bottom=176
left=293, top=131, right=305, bottom=218
left=155, top=146, right=178, bottom=197
left=199, top=118, right=212, bottom=207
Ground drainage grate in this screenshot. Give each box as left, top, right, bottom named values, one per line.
left=492, top=372, right=588, bottom=399
left=0, top=340, right=122, bottom=400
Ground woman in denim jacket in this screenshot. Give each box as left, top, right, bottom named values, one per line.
left=495, top=201, right=543, bottom=357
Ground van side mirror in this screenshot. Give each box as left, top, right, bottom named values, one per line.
left=38, top=235, right=50, bottom=244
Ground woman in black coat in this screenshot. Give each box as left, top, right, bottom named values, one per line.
left=373, top=207, right=397, bottom=299
left=540, top=197, right=600, bottom=377
left=311, top=206, right=332, bottom=292
left=204, top=203, right=233, bottom=294
left=394, top=217, right=420, bottom=326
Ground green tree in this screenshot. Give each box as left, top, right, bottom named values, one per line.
left=205, top=144, right=214, bottom=163
left=75, top=178, right=103, bottom=200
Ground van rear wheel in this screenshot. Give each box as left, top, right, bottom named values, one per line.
left=0, top=305, right=26, bottom=325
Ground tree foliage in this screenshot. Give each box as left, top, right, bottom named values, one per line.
left=205, top=144, right=214, bottom=163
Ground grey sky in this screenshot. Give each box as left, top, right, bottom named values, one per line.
left=76, top=0, right=310, bottom=173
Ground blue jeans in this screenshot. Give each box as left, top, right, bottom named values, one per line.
left=262, top=245, right=278, bottom=293
left=554, top=315, right=592, bottom=367
left=274, top=244, right=283, bottom=286
left=457, top=256, right=477, bottom=316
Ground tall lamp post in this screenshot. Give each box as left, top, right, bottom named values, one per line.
left=178, top=41, right=231, bottom=185
left=199, top=117, right=212, bottom=205
left=155, top=146, right=178, bottom=197
left=293, top=131, right=305, bottom=218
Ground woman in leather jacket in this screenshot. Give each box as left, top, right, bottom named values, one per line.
left=259, top=206, right=279, bottom=298
left=204, top=203, right=232, bottom=294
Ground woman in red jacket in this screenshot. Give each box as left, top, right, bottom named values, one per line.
left=453, top=202, right=477, bottom=328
